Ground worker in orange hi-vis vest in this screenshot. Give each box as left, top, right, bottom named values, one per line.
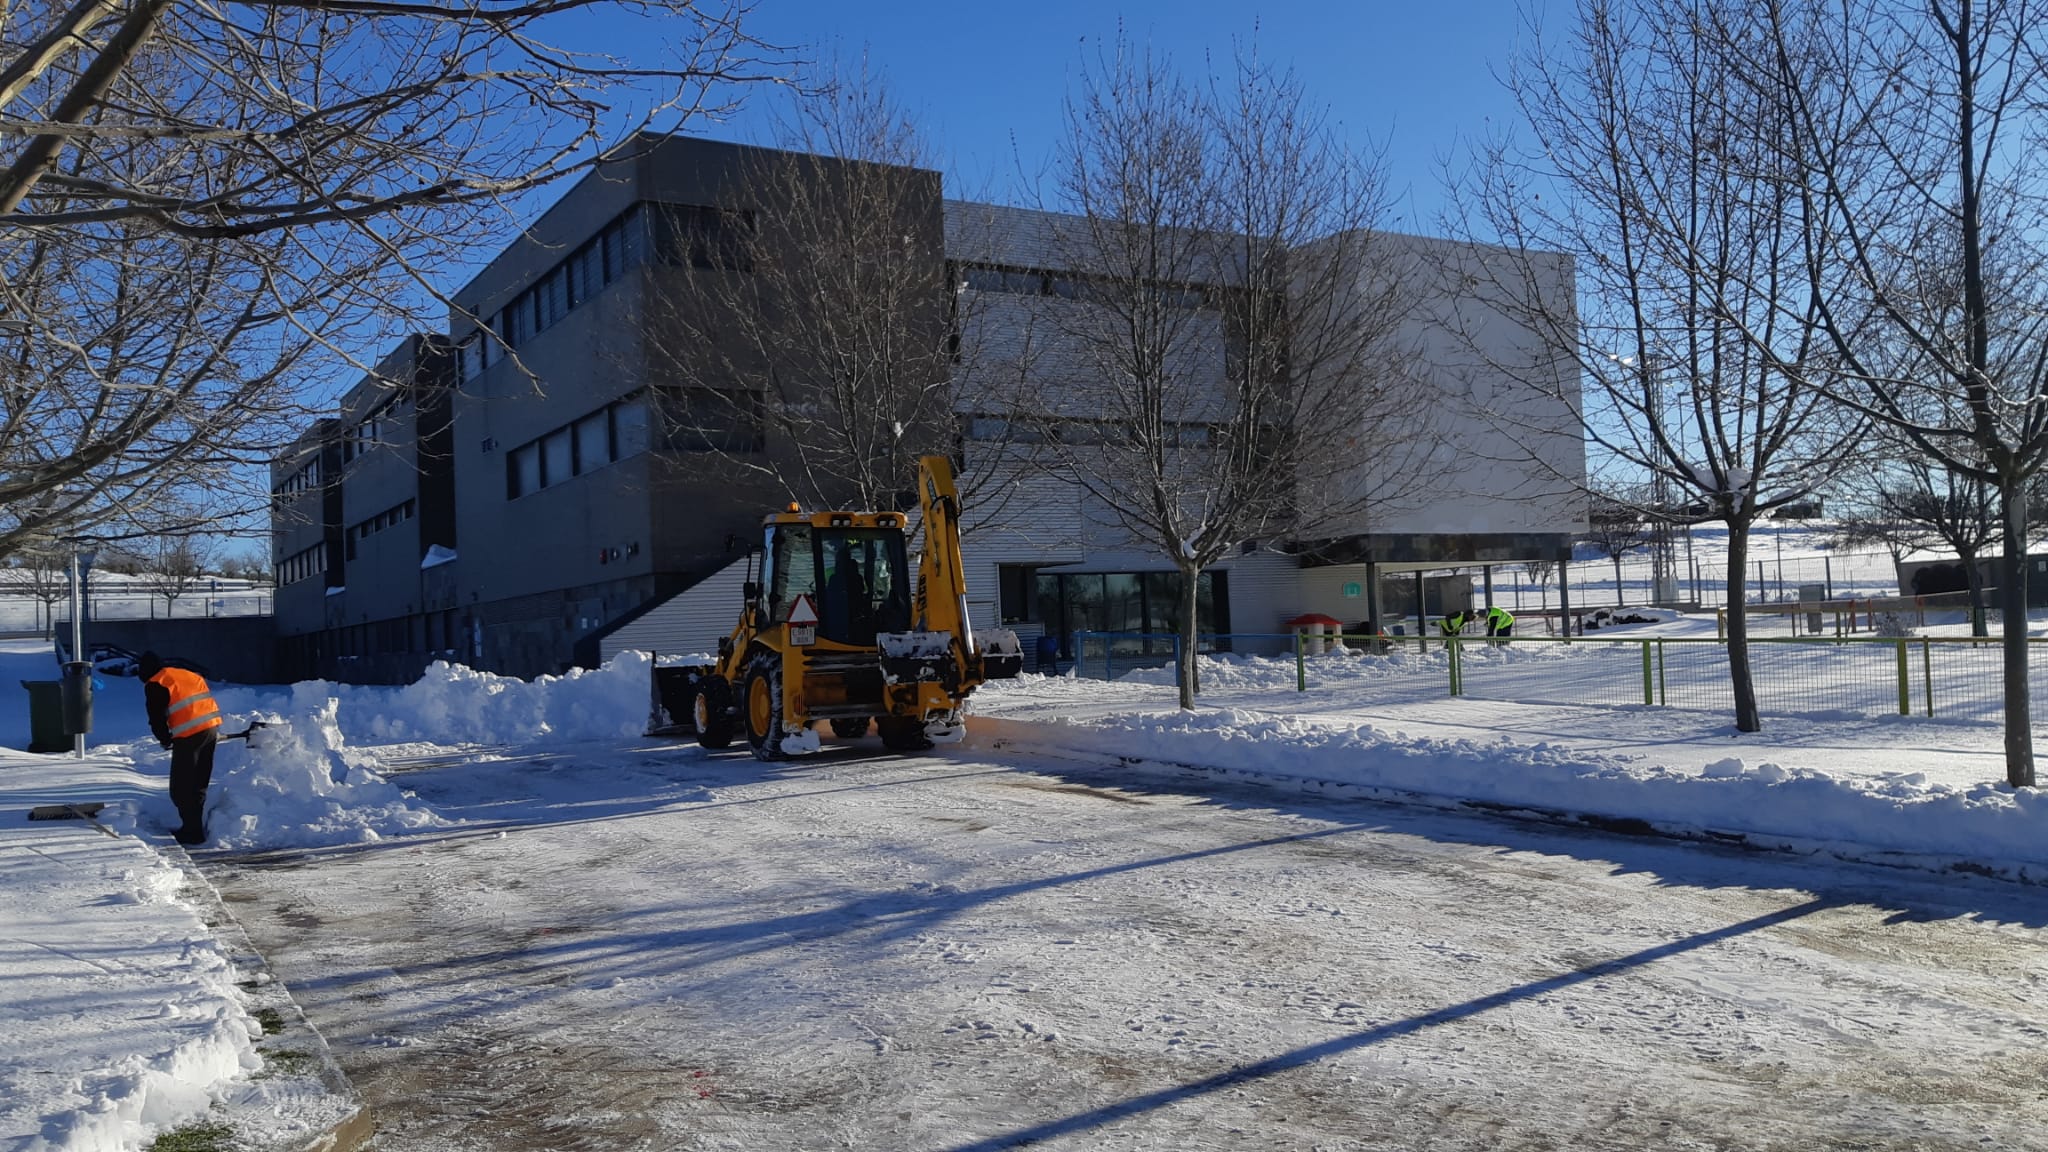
left=138, top=652, right=223, bottom=845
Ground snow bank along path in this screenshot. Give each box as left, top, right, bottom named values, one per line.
left=200, top=645, right=2048, bottom=880
left=1, top=758, right=260, bottom=1152
left=0, top=644, right=651, bottom=1151
left=969, top=703, right=2048, bottom=882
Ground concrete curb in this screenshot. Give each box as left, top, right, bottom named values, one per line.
left=165, top=844, right=375, bottom=1152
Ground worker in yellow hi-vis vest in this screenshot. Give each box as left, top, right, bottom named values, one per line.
left=139, top=652, right=223, bottom=845
left=1484, top=605, right=1516, bottom=638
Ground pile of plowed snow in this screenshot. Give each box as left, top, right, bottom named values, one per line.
left=110, top=653, right=656, bottom=852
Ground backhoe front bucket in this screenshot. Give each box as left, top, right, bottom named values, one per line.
left=977, top=628, right=1024, bottom=680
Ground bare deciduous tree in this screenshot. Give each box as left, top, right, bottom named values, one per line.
left=1828, top=451, right=2048, bottom=636
left=0, top=0, right=778, bottom=560
left=152, top=532, right=214, bottom=615
left=1, top=545, right=68, bottom=633
left=639, top=60, right=1035, bottom=552
left=1584, top=485, right=1655, bottom=606
left=1455, top=0, right=1862, bottom=732
left=641, top=62, right=956, bottom=517
left=1735, top=0, right=2048, bottom=785
left=1033, top=38, right=1422, bottom=709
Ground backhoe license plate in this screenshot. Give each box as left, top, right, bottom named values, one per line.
left=789, top=624, right=816, bottom=646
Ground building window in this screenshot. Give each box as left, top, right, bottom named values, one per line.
left=539, top=267, right=566, bottom=328
left=655, top=387, right=765, bottom=453
left=1030, top=570, right=1229, bottom=657
left=956, top=260, right=1215, bottom=310
left=541, top=428, right=573, bottom=486
left=574, top=410, right=612, bottom=474
left=613, top=399, right=649, bottom=457
left=998, top=564, right=1039, bottom=624
left=279, top=544, right=326, bottom=586
left=962, top=265, right=1045, bottom=295
left=504, top=397, right=641, bottom=499
left=652, top=203, right=756, bottom=271
left=508, top=442, right=541, bottom=498
left=274, top=457, right=321, bottom=497
left=457, top=335, right=484, bottom=382
left=474, top=204, right=656, bottom=370
left=348, top=499, right=416, bottom=551
left=341, top=401, right=398, bottom=464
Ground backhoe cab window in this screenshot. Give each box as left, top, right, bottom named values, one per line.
left=767, top=525, right=815, bottom=624
left=818, top=530, right=910, bottom=645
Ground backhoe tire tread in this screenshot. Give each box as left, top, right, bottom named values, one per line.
left=693, top=677, right=735, bottom=750
left=878, top=716, right=932, bottom=753
left=743, top=651, right=792, bottom=762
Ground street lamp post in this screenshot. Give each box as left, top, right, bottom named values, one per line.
left=57, top=541, right=99, bottom=759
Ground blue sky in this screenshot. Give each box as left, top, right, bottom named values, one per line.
left=237, top=3, right=1545, bottom=555
left=575, top=0, right=1541, bottom=231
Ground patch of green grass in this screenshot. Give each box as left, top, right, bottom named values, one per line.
left=253, top=1007, right=285, bottom=1035
left=253, top=1047, right=315, bottom=1079
left=148, top=1121, right=235, bottom=1152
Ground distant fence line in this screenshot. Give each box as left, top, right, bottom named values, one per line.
left=1063, top=630, right=2039, bottom=725
left=0, top=585, right=273, bottom=630
left=1501, top=546, right=1903, bottom=609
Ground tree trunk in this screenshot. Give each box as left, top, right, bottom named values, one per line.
left=1613, top=555, right=1625, bottom=606
left=1998, top=483, right=2035, bottom=787
left=1177, top=563, right=1201, bottom=710
left=1959, top=544, right=1988, bottom=638
left=1725, top=523, right=1762, bottom=733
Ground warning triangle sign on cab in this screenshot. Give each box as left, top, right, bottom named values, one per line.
left=787, top=594, right=820, bottom=626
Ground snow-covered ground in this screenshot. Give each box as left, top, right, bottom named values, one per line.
left=0, top=634, right=660, bottom=1151
left=214, top=737, right=2048, bottom=1150
left=11, top=631, right=2048, bottom=1147
left=0, top=751, right=356, bottom=1152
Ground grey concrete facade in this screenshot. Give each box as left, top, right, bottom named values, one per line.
left=271, top=335, right=455, bottom=682
left=274, top=136, right=1586, bottom=682
left=273, top=135, right=945, bottom=680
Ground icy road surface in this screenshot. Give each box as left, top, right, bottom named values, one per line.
left=206, top=740, right=2048, bottom=1151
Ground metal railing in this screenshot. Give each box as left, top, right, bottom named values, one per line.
left=1059, top=627, right=2048, bottom=724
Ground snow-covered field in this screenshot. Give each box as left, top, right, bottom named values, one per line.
left=0, top=575, right=271, bottom=632
left=10, top=632, right=2048, bottom=1148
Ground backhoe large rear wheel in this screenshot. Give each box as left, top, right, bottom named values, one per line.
left=743, top=651, right=792, bottom=762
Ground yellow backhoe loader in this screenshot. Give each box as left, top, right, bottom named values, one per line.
left=648, top=455, right=1022, bottom=760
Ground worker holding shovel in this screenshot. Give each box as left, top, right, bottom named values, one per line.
left=139, top=652, right=222, bottom=845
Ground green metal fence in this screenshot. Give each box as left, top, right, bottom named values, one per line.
left=1272, top=632, right=2048, bottom=722
left=1061, top=627, right=2048, bottom=723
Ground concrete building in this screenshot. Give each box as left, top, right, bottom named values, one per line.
left=605, top=200, right=1586, bottom=664
left=274, top=136, right=944, bottom=678
left=274, top=135, right=1587, bottom=682
left=271, top=335, right=456, bottom=682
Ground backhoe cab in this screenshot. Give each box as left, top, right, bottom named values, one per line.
left=649, top=455, right=1023, bottom=760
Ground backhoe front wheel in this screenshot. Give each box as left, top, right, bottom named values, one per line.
left=743, top=652, right=792, bottom=762
left=878, top=716, right=933, bottom=753
left=693, top=676, right=735, bottom=750
left=830, top=717, right=872, bottom=740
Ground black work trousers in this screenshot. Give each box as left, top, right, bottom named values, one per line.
left=169, top=728, right=219, bottom=837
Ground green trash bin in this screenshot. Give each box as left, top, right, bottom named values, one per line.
left=21, top=679, right=66, bottom=753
